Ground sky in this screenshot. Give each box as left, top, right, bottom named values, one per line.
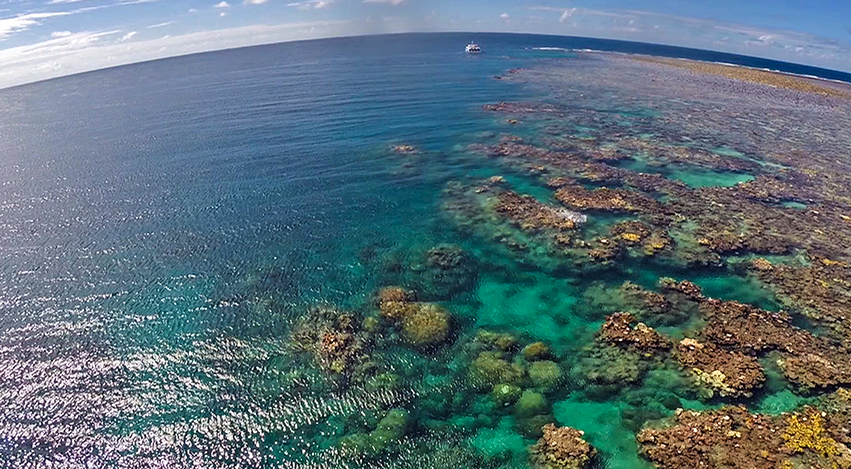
left=1, top=0, right=850, bottom=89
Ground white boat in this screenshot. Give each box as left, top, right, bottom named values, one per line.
left=465, top=42, right=482, bottom=54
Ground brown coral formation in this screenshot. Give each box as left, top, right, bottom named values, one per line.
left=638, top=394, right=851, bottom=469
left=495, top=191, right=583, bottom=231
left=442, top=178, right=629, bottom=272
left=658, top=278, right=705, bottom=303
left=752, top=261, right=851, bottom=341
left=554, top=184, right=662, bottom=214
left=698, top=298, right=851, bottom=392
left=529, top=424, right=598, bottom=469
left=676, top=338, right=765, bottom=398
left=579, top=314, right=674, bottom=389
left=610, top=220, right=673, bottom=256
left=599, top=313, right=671, bottom=352
left=637, top=406, right=787, bottom=469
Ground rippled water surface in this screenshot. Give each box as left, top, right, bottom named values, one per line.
left=2, top=33, right=851, bottom=469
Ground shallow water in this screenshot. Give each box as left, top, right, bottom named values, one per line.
left=1, top=33, right=851, bottom=469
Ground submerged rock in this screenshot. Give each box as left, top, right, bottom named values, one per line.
left=491, top=383, right=523, bottom=407
left=528, top=360, right=564, bottom=393
left=469, top=351, right=526, bottom=388
left=515, top=390, right=550, bottom=418
left=522, top=342, right=552, bottom=361
left=419, top=244, right=478, bottom=299
left=339, top=408, right=410, bottom=455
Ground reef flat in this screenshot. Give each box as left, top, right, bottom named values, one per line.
left=276, top=52, right=851, bottom=468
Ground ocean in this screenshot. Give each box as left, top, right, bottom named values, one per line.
left=0, top=32, right=850, bottom=468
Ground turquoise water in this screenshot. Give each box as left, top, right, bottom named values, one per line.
left=0, top=33, right=841, bottom=468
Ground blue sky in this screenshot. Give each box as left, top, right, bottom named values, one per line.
left=0, top=0, right=850, bottom=88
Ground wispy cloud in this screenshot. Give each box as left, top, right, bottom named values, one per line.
left=51, top=30, right=73, bottom=38
left=527, top=5, right=851, bottom=68
left=244, top=0, right=269, bottom=4
left=287, top=0, right=334, bottom=9
left=363, top=0, right=405, bottom=5
left=147, top=21, right=174, bottom=29
left=118, top=31, right=137, bottom=42
left=560, top=8, right=577, bottom=23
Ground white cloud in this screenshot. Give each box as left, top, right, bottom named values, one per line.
left=51, top=30, right=73, bottom=38
left=500, top=13, right=510, bottom=19
left=147, top=21, right=174, bottom=29
left=0, top=20, right=351, bottom=89
left=0, top=12, right=73, bottom=40
left=220, top=12, right=227, bottom=17
left=188, top=8, right=198, bottom=13
left=244, top=0, right=269, bottom=4
left=214, top=1, right=230, bottom=8
left=363, top=0, right=405, bottom=5
left=119, top=31, right=137, bottom=42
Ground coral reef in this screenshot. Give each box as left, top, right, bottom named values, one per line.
left=401, top=303, right=451, bottom=347
left=378, top=286, right=418, bottom=319
left=376, top=286, right=453, bottom=348
left=495, top=190, right=586, bottom=231
left=278, top=53, right=851, bottom=468
left=290, top=306, right=372, bottom=381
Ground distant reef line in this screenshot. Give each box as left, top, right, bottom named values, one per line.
left=625, top=54, right=851, bottom=98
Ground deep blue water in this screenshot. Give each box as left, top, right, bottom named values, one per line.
left=0, top=32, right=845, bottom=468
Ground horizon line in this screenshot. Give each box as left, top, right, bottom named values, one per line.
left=3, top=30, right=851, bottom=92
